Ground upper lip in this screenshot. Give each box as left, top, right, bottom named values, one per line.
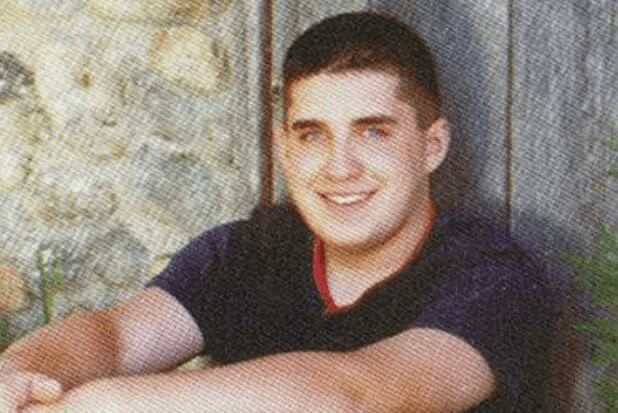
left=319, top=190, right=375, bottom=196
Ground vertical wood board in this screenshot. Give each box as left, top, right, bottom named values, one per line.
left=510, top=0, right=618, bottom=272
left=510, top=1, right=618, bottom=412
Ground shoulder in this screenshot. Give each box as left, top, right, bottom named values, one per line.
left=178, top=202, right=309, bottom=259
left=430, top=212, right=539, bottom=272
left=228, top=202, right=312, bottom=259
left=171, top=204, right=314, bottom=292
left=416, top=214, right=553, bottom=411
left=246, top=202, right=311, bottom=240
left=424, top=211, right=552, bottom=304
left=149, top=203, right=310, bottom=291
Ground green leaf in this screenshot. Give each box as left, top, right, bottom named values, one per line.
left=0, top=317, right=14, bottom=351
left=50, top=247, right=64, bottom=293
left=564, top=251, right=588, bottom=270
left=598, top=376, right=618, bottom=413
left=577, top=320, right=618, bottom=341
left=603, top=139, right=618, bottom=152
left=591, top=340, right=618, bottom=366
left=37, top=250, right=52, bottom=325
left=36, top=248, right=65, bottom=325
left=565, top=166, right=618, bottom=412
left=36, top=251, right=46, bottom=280
left=596, top=223, right=618, bottom=256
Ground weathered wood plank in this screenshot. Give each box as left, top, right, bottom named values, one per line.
left=511, top=1, right=581, bottom=258
left=511, top=0, right=617, bottom=270
left=510, top=1, right=618, bottom=412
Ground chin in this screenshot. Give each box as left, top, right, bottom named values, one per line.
left=317, top=227, right=383, bottom=250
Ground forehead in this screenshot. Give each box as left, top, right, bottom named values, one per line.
left=286, top=71, right=413, bottom=124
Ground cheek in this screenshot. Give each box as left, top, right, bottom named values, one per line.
left=287, top=148, right=325, bottom=182
left=362, top=149, right=425, bottom=189
left=361, top=150, right=407, bottom=175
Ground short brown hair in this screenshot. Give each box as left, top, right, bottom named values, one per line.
left=282, top=12, right=442, bottom=130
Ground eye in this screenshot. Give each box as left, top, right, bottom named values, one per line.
left=299, top=130, right=324, bottom=143
left=364, top=126, right=389, bottom=141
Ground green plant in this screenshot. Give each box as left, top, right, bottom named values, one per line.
left=0, top=249, right=65, bottom=356
left=567, top=228, right=618, bottom=411
left=567, top=138, right=618, bottom=412
left=36, top=248, right=64, bottom=326
left=0, top=316, right=14, bottom=353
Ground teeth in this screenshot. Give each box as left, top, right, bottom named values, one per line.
left=324, top=193, right=370, bottom=205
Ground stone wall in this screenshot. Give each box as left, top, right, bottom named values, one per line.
left=0, top=0, right=262, bottom=341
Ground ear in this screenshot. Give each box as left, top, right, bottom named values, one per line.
left=423, top=117, right=450, bottom=174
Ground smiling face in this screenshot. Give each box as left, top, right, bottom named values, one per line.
left=280, top=71, right=449, bottom=252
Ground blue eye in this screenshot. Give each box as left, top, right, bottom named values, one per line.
left=300, top=130, right=323, bottom=142
left=365, top=126, right=387, bottom=141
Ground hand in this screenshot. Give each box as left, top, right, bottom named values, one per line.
left=18, top=380, right=125, bottom=413
left=0, top=371, right=62, bottom=413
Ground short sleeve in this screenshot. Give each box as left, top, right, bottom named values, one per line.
left=146, top=223, right=237, bottom=354
left=413, top=258, right=552, bottom=412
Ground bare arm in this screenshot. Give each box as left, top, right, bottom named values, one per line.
left=0, top=287, right=203, bottom=410
left=0, top=310, right=117, bottom=390
left=23, top=327, right=496, bottom=413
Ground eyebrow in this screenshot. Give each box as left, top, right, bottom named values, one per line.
left=289, top=115, right=397, bottom=131
left=290, top=119, right=324, bottom=131
left=353, top=115, right=397, bottom=127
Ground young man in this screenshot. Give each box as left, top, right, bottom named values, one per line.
left=0, top=12, right=550, bottom=413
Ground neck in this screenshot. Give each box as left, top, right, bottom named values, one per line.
left=324, top=198, right=436, bottom=287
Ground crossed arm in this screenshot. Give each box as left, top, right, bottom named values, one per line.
left=1, top=287, right=496, bottom=413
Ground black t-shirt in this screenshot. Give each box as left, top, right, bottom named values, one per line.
left=148, top=203, right=553, bottom=412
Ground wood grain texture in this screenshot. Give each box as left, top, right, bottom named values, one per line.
left=510, top=1, right=618, bottom=412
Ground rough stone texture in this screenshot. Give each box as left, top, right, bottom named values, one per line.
left=15, top=0, right=84, bottom=16
left=149, top=27, right=232, bottom=95
left=0, top=52, right=35, bottom=104
left=87, top=0, right=235, bottom=22
left=0, top=0, right=261, bottom=340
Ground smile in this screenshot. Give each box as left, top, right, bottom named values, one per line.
left=321, top=192, right=375, bottom=206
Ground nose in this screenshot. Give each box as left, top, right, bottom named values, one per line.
left=323, top=136, right=362, bottom=180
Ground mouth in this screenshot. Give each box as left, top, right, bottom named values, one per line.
left=320, top=191, right=376, bottom=206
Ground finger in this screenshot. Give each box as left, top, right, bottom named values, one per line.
left=19, top=403, right=56, bottom=413
left=0, top=378, right=24, bottom=413
left=29, top=378, right=62, bottom=404
left=1, top=373, right=62, bottom=413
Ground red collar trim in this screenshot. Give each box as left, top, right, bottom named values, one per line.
left=313, top=238, right=338, bottom=312
left=312, top=201, right=438, bottom=313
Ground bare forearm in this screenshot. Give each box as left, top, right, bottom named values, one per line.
left=80, top=330, right=494, bottom=413
left=65, top=351, right=360, bottom=413
left=20, top=329, right=496, bottom=413
left=0, top=311, right=118, bottom=390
